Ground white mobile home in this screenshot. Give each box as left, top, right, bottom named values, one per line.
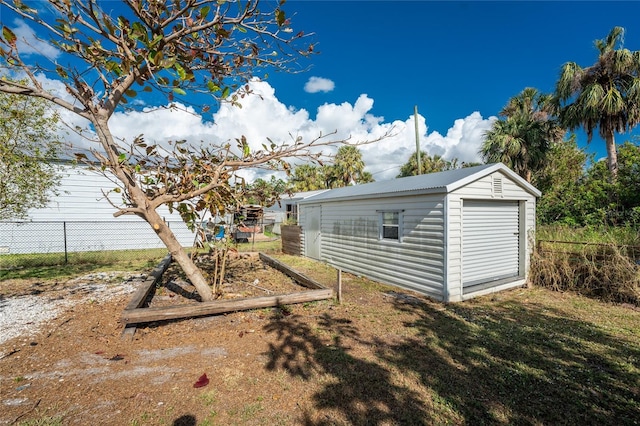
left=0, top=164, right=195, bottom=255
left=297, top=163, right=540, bottom=302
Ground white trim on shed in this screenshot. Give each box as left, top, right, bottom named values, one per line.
left=297, top=163, right=539, bottom=302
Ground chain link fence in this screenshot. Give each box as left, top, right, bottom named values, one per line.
left=0, top=220, right=196, bottom=269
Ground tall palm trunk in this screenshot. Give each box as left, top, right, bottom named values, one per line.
left=605, top=130, right=619, bottom=181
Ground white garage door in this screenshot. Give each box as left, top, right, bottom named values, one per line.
left=462, top=200, right=520, bottom=290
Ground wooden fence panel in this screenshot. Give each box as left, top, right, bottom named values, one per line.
left=281, top=225, right=302, bottom=256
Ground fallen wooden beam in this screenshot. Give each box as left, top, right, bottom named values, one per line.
left=125, top=253, right=172, bottom=311
left=259, top=253, right=326, bottom=290
left=122, top=253, right=172, bottom=339
left=121, top=288, right=333, bottom=324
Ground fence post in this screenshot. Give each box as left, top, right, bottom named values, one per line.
left=337, top=268, right=342, bottom=304
left=64, top=221, right=68, bottom=264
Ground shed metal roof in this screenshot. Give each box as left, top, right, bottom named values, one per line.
left=298, top=163, right=541, bottom=204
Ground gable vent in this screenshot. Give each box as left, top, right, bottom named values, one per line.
left=493, top=176, right=503, bottom=196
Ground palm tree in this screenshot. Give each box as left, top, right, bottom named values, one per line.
left=555, top=26, right=640, bottom=180
left=482, top=88, right=565, bottom=183
left=333, top=145, right=368, bottom=186
left=290, top=164, right=324, bottom=192
left=397, top=152, right=457, bottom=178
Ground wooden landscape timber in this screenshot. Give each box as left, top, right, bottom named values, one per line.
left=258, top=253, right=325, bottom=290
left=121, top=253, right=173, bottom=339
left=124, top=253, right=173, bottom=311
left=121, top=253, right=333, bottom=326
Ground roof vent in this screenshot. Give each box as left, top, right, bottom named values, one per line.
left=493, top=175, right=503, bottom=196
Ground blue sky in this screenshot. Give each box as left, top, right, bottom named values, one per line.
left=3, top=1, right=640, bottom=181
left=273, top=0, right=640, bottom=158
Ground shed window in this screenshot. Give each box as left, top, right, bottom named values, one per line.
left=380, top=211, right=402, bottom=241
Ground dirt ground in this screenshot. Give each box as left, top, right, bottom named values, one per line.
left=0, top=252, right=419, bottom=425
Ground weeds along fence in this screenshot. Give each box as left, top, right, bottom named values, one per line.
left=532, top=240, right=640, bottom=305
left=0, top=220, right=196, bottom=269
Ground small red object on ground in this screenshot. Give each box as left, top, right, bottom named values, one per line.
left=193, top=373, right=209, bottom=388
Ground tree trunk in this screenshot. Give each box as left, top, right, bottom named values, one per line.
left=145, top=209, right=215, bottom=301
left=92, top=114, right=214, bottom=301
left=605, top=130, right=618, bottom=181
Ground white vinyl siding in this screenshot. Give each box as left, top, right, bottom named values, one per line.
left=301, top=195, right=446, bottom=299
left=26, top=165, right=189, bottom=223
left=1, top=164, right=197, bottom=253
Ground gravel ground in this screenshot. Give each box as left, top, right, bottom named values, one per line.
left=0, top=272, right=142, bottom=348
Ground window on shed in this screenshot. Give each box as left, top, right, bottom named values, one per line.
left=380, top=211, right=402, bottom=241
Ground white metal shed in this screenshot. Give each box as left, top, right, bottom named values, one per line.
left=296, top=163, right=540, bottom=302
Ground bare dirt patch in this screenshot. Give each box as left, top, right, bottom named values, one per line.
left=2, top=253, right=639, bottom=425
left=0, top=253, right=393, bottom=425
left=153, top=252, right=308, bottom=306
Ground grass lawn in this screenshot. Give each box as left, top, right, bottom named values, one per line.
left=266, top=254, right=640, bottom=425
left=2, top=242, right=639, bottom=424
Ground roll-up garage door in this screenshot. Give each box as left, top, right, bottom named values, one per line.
left=462, top=200, right=520, bottom=290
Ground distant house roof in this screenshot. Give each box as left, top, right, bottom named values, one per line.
left=285, top=190, right=329, bottom=201
left=298, top=163, right=540, bottom=204
left=265, top=189, right=330, bottom=210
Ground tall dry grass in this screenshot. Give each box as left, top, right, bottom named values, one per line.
left=531, top=239, right=640, bottom=305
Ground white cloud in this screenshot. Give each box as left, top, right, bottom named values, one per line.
left=304, top=76, right=335, bottom=93
left=11, top=19, right=61, bottom=60
left=422, top=112, right=497, bottom=168
left=24, top=74, right=494, bottom=182
left=359, top=111, right=496, bottom=181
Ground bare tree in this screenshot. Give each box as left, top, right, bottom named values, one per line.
left=0, top=0, right=382, bottom=301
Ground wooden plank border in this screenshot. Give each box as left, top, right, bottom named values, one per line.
left=121, top=289, right=332, bottom=324
left=121, top=253, right=172, bottom=339
left=258, top=253, right=326, bottom=290
left=125, top=253, right=173, bottom=310
left=121, top=252, right=333, bottom=326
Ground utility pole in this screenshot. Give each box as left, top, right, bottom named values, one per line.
left=414, top=105, right=422, bottom=175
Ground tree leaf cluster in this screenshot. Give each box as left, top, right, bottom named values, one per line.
left=555, top=26, right=640, bottom=179
left=396, top=151, right=474, bottom=178
left=0, top=87, right=63, bottom=220
left=535, top=139, right=640, bottom=227
left=1, top=0, right=314, bottom=112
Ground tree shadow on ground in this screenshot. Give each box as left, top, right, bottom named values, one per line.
left=263, top=296, right=640, bottom=425
left=263, top=310, right=433, bottom=425
left=382, top=297, right=640, bottom=425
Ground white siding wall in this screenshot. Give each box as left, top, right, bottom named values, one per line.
left=1, top=165, right=197, bottom=253
left=446, top=170, right=536, bottom=301
left=301, top=194, right=447, bottom=300
left=27, top=165, right=185, bottom=222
